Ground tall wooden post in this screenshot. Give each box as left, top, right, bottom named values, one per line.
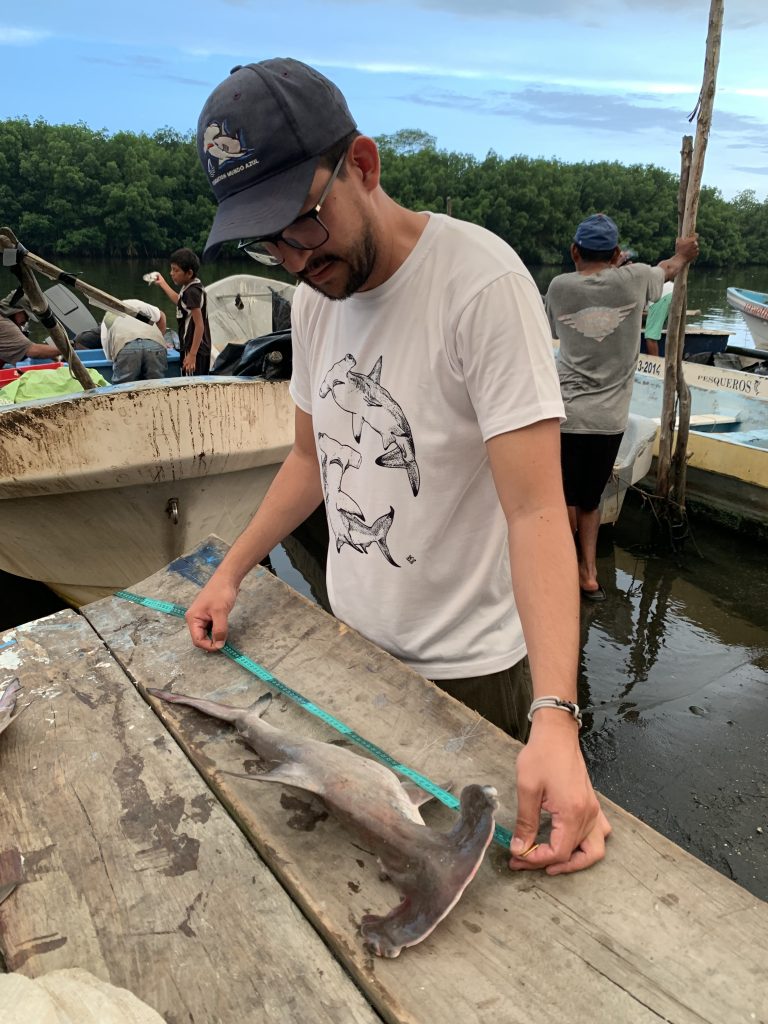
left=655, top=0, right=723, bottom=511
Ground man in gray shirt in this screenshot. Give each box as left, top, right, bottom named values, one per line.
left=0, top=292, right=61, bottom=366
left=545, top=214, right=698, bottom=600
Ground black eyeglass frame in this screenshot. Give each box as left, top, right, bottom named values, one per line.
left=237, top=150, right=347, bottom=266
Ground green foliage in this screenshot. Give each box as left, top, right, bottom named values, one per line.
left=0, top=117, right=765, bottom=265
left=0, top=117, right=215, bottom=258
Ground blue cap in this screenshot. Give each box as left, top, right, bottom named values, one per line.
left=574, top=213, right=619, bottom=251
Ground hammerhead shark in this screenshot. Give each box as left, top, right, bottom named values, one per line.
left=148, top=687, right=498, bottom=958
left=319, top=354, right=421, bottom=497
left=317, top=432, right=399, bottom=566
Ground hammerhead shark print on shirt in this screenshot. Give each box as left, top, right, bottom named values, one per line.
left=317, top=432, right=399, bottom=567
left=319, top=354, right=420, bottom=496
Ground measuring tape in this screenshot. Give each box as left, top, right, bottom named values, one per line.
left=116, top=589, right=513, bottom=849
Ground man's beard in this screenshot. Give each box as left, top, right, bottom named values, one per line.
left=298, top=225, right=377, bottom=301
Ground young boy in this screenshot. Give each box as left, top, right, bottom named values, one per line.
left=152, top=248, right=211, bottom=375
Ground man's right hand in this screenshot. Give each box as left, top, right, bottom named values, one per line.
left=675, top=235, right=699, bottom=263
left=186, top=576, right=239, bottom=651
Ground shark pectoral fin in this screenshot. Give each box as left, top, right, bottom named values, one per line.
left=375, top=448, right=406, bottom=470
left=236, top=761, right=325, bottom=796
left=246, top=693, right=273, bottom=716
left=400, top=779, right=453, bottom=809
left=360, top=784, right=498, bottom=958
left=336, top=490, right=364, bottom=518
left=351, top=413, right=364, bottom=442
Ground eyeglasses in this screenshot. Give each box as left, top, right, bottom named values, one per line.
left=237, top=151, right=346, bottom=266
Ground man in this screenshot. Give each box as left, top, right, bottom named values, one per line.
left=0, top=292, right=61, bottom=366
left=643, top=281, right=675, bottom=357
left=545, top=214, right=698, bottom=600
left=100, top=299, right=168, bottom=384
left=186, top=58, right=611, bottom=875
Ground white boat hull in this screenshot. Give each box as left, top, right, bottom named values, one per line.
left=0, top=377, right=294, bottom=604
left=599, top=413, right=658, bottom=526
left=726, top=287, right=768, bottom=348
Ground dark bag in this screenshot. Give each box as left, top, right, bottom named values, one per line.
left=211, top=329, right=292, bottom=380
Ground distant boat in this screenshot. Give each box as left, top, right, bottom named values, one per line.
left=633, top=353, right=768, bottom=531
left=639, top=325, right=733, bottom=358
left=0, top=377, right=294, bottom=606
left=726, top=287, right=768, bottom=348
left=206, top=273, right=296, bottom=362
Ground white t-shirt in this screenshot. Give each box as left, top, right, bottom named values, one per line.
left=290, top=213, right=564, bottom=679
left=101, top=299, right=165, bottom=360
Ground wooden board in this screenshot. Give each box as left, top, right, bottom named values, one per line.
left=0, top=610, right=380, bottom=1024
left=79, top=537, right=768, bottom=1024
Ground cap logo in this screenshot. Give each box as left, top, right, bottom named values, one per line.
left=202, top=119, right=259, bottom=185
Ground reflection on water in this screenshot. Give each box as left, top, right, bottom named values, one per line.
left=580, top=498, right=768, bottom=900
left=272, top=498, right=768, bottom=901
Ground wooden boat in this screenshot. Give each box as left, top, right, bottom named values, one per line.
left=633, top=353, right=768, bottom=530
left=0, top=377, right=294, bottom=605
left=639, top=325, right=732, bottom=358
left=726, top=286, right=768, bottom=348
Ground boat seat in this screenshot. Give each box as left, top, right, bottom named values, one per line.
left=652, top=412, right=741, bottom=430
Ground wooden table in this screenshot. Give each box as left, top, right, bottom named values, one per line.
left=1, top=536, right=766, bottom=1024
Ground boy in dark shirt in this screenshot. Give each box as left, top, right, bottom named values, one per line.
left=152, top=248, right=211, bottom=374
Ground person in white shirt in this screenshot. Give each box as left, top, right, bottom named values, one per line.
left=184, top=58, right=612, bottom=876
left=100, top=299, right=168, bottom=384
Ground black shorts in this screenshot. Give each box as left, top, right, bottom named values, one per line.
left=561, top=431, right=623, bottom=511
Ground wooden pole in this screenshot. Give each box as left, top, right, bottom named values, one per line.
left=655, top=138, right=692, bottom=502
left=0, top=229, right=95, bottom=392
left=655, top=0, right=724, bottom=511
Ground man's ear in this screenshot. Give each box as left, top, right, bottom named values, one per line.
left=348, top=135, right=380, bottom=192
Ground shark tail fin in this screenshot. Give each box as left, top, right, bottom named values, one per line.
left=370, top=506, right=399, bottom=567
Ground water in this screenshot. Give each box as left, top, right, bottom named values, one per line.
left=6, top=257, right=768, bottom=901
left=25, top=258, right=768, bottom=350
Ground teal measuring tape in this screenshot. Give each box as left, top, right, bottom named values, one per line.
left=116, top=589, right=513, bottom=850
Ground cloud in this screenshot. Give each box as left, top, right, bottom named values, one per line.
left=401, top=85, right=768, bottom=154
left=732, top=166, right=768, bottom=175
left=310, top=0, right=767, bottom=28
left=0, top=25, right=50, bottom=45
left=81, top=54, right=209, bottom=86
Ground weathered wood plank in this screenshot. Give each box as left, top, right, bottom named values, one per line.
left=0, top=611, right=381, bottom=1024
left=83, top=538, right=768, bottom=1024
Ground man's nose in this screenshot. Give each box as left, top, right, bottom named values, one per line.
left=280, top=244, right=313, bottom=275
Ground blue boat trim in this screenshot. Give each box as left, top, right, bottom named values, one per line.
left=116, top=588, right=513, bottom=850
left=0, top=639, right=17, bottom=652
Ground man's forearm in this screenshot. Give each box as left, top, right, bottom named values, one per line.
left=507, top=504, right=580, bottom=701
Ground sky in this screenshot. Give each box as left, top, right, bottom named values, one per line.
left=2, top=0, right=767, bottom=201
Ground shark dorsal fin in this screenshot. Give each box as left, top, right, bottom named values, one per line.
left=368, top=356, right=383, bottom=384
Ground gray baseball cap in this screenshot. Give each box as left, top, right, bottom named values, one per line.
left=0, top=290, right=36, bottom=321
left=197, top=58, right=357, bottom=259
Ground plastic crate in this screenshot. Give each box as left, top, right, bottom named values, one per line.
left=16, top=362, right=63, bottom=373
left=0, top=368, right=20, bottom=383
